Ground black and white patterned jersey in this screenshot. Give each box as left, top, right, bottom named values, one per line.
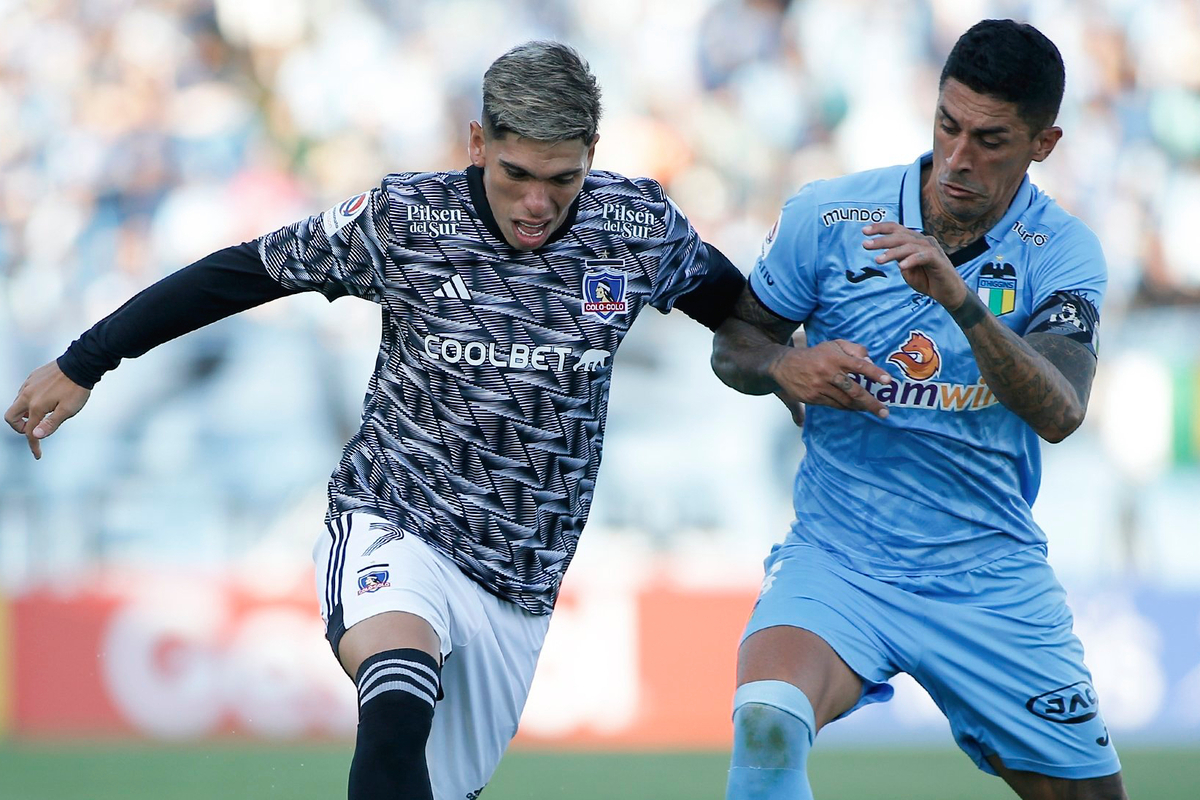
left=257, top=166, right=740, bottom=614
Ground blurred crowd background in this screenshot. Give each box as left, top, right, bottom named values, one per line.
left=2, top=0, right=1199, bottom=593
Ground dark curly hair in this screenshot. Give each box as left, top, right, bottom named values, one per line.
left=940, top=19, right=1065, bottom=133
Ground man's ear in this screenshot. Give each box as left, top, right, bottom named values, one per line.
left=1031, top=126, right=1062, bottom=163
left=469, top=121, right=487, bottom=168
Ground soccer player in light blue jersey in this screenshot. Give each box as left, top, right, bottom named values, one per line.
left=713, top=20, right=1125, bottom=800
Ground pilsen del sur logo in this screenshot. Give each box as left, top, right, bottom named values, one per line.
left=847, top=330, right=1001, bottom=412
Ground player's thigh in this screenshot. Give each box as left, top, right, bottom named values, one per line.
left=985, top=756, right=1126, bottom=800
left=427, top=588, right=551, bottom=800
left=738, top=625, right=863, bottom=730
left=338, top=610, right=440, bottom=679
left=910, top=549, right=1120, bottom=782
left=739, top=543, right=907, bottom=730
left=313, top=512, right=458, bottom=673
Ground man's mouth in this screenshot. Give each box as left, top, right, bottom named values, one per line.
left=941, top=180, right=978, bottom=199
left=512, top=220, right=550, bottom=247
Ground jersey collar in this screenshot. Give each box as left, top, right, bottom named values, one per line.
left=899, top=151, right=1034, bottom=266
left=465, top=165, right=582, bottom=250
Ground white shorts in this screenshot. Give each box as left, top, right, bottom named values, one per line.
left=314, top=512, right=552, bottom=800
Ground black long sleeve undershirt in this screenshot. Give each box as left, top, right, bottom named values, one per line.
left=57, top=240, right=299, bottom=389
left=57, top=238, right=745, bottom=389
left=673, top=243, right=746, bottom=331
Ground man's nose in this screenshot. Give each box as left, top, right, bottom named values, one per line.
left=523, top=182, right=552, bottom=217
left=946, top=135, right=971, bottom=173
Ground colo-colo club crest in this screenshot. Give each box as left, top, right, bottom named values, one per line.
left=582, top=259, right=629, bottom=321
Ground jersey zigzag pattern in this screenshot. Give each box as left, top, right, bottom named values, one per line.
left=260, top=168, right=708, bottom=614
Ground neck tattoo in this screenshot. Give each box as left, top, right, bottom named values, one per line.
left=920, top=192, right=1001, bottom=255
left=919, top=172, right=1005, bottom=255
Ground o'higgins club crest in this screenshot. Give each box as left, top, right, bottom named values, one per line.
left=582, top=259, right=629, bottom=321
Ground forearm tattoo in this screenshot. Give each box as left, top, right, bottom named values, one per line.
left=949, top=291, right=988, bottom=329
left=711, top=288, right=800, bottom=395
left=730, top=288, right=798, bottom=344
left=965, top=318, right=1097, bottom=441
left=1026, top=333, right=1097, bottom=409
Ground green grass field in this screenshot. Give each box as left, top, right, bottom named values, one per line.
left=0, top=742, right=1195, bottom=799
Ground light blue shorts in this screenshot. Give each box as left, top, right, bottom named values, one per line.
left=743, top=542, right=1121, bottom=780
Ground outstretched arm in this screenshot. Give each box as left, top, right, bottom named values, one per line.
left=863, top=222, right=1096, bottom=442
left=712, top=287, right=893, bottom=420
left=4, top=240, right=298, bottom=459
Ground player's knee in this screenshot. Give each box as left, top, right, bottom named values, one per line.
left=349, top=648, right=441, bottom=798
left=731, top=680, right=816, bottom=770
left=355, top=647, right=440, bottom=730
left=734, top=704, right=804, bottom=769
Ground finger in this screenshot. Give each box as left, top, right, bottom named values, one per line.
left=32, top=408, right=61, bottom=439
left=840, top=356, right=892, bottom=386
left=841, top=380, right=890, bottom=419
left=828, top=372, right=891, bottom=419
left=773, top=390, right=806, bottom=429
left=828, top=343, right=892, bottom=385
left=814, top=388, right=854, bottom=411
left=861, top=232, right=916, bottom=250
left=24, top=404, right=55, bottom=460
left=26, top=425, right=42, bottom=459
left=861, top=222, right=904, bottom=236
left=830, top=339, right=869, bottom=359
left=897, top=249, right=940, bottom=270
left=3, top=399, right=28, bottom=433
left=831, top=372, right=856, bottom=394
left=873, top=243, right=924, bottom=265
left=789, top=402, right=805, bottom=428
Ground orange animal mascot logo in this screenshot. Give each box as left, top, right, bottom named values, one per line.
left=887, top=331, right=941, bottom=381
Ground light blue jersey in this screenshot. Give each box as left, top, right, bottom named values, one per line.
left=750, top=152, right=1105, bottom=576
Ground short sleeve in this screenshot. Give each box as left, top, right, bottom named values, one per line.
left=748, top=183, right=820, bottom=323
left=1022, top=219, right=1107, bottom=345
left=258, top=187, right=391, bottom=302
left=633, top=178, right=714, bottom=314
left=1027, top=219, right=1107, bottom=313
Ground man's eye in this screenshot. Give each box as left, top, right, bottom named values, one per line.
left=552, top=175, right=575, bottom=186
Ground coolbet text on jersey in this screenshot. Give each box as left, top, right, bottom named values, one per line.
left=259, top=166, right=737, bottom=619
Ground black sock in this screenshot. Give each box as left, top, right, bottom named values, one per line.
left=348, top=648, right=441, bottom=800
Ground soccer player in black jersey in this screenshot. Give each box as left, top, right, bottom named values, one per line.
left=6, top=42, right=746, bottom=800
